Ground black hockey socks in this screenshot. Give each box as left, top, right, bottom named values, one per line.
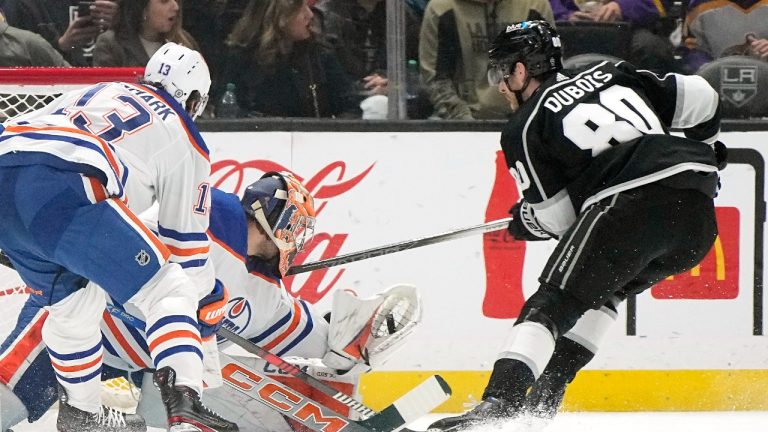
left=523, top=336, right=595, bottom=419
left=482, top=357, right=536, bottom=409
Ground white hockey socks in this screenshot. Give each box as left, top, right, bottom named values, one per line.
left=41, top=283, right=106, bottom=414
left=563, top=303, right=617, bottom=354
left=498, top=322, right=557, bottom=379
left=129, top=263, right=203, bottom=394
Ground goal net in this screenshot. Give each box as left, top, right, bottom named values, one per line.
left=0, top=66, right=146, bottom=412
left=0, top=67, right=144, bottom=122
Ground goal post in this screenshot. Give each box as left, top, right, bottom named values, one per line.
left=0, top=67, right=145, bottom=122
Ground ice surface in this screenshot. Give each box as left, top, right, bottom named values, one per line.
left=13, top=411, right=768, bottom=432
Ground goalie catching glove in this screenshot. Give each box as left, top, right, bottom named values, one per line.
left=508, top=200, right=552, bottom=241
left=323, top=284, right=422, bottom=372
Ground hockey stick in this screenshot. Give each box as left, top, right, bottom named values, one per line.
left=1, top=217, right=511, bottom=276
left=287, top=217, right=511, bottom=275
left=107, top=306, right=452, bottom=431
left=219, top=351, right=450, bottom=432
left=0, top=252, right=449, bottom=423
left=103, top=304, right=452, bottom=427
left=219, top=326, right=379, bottom=418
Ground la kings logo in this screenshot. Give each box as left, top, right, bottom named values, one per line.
left=720, top=65, right=757, bottom=108
left=135, top=250, right=150, bottom=266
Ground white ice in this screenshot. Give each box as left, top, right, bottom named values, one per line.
left=12, top=411, right=768, bottom=431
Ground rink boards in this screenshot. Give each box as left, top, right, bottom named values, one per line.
left=205, top=130, right=768, bottom=412
left=1, top=129, right=765, bottom=412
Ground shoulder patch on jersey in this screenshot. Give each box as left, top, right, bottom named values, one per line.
left=556, top=73, right=569, bottom=82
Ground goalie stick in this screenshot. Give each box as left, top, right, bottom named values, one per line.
left=103, top=304, right=452, bottom=431
left=0, top=253, right=452, bottom=429
left=288, top=217, right=511, bottom=275
left=0, top=252, right=451, bottom=426
left=219, top=351, right=450, bottom=432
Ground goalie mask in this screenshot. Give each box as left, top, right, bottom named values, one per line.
left=144, top=42, right=211, bottom=120
left=241, top=171, right=316, bottom=276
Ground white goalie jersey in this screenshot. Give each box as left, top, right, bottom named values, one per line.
left=0, top=187, right=423, bottom=431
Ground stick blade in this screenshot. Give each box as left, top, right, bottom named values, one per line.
left=358, top=374, right=452, bottom=432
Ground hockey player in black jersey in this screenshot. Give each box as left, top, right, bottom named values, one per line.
left=428, top=20, right=727, bottom=431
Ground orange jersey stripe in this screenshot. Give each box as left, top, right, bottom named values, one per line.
left=249, top=270, right=280, bottom=288
left=103, top=312, right=149, bottom=369
left=87, top=177, right=108, bottom=202
left=51, top=354, right=104, bottom=373
left=148, top=329, right=201, bottom=353
left=208, top=229, right=245, bottom=264
left=0, top=310, right=48, bottom=384
left=4, top=124, right=122, bottom=180
left=110, top=198, right=171, bottom=261
left=166, top=244, right=210, bottom=257
left=124, top=83, right=210, bottom=162
left=263, top=300, right=302, bottom=351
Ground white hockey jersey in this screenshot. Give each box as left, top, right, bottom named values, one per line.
left=1, top=82, right=214, bottom=298
left=100, top=188, right=329, bottom=373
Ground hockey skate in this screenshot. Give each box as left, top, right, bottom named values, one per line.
left=153, top=366, right=239, bottom=432
left=56, top=385, right=146, bottom=432
left=426, top=397, right=516, bottom=431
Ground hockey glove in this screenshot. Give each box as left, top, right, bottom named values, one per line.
left=198, top=279, right=229, bottom=340
left=508, top=201, right=552, bottom=241
left=714, top=140, right=728, bottom=171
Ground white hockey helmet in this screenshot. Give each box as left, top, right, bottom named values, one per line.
left=144, top=42, right=211, bottom=120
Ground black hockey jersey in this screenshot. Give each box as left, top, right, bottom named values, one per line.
left=500, top=61, right=721, bottom=237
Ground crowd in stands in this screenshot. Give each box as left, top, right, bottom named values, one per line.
left=0, top=0, right=766, bottom=119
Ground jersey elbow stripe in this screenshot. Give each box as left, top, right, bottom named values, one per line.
left=0, top=131, right=124, bottom=196
left=159, top=225, right=209, bottom=242
left=3, top=125, right=122, bottom=179
left=166, top=244, right=210, bottom=257
left=178, top=258, right=208, bottom=269
left=276, top=300, right=314, bottom=356
left=263, top=300, right=305, bottom=352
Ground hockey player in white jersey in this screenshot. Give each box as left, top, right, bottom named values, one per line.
left=0, top=172, right=422, bottom=431
left=0, top=43, right=238, bottom=431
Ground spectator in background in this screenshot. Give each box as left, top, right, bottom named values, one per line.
left=218, top=0, right=357, bottom=118
left=681, top=0, right=768, bottom=72
left=0, top=8, right=69, bottom=66
left=550, top=0, right=676, bottom=73
left=315, top=0, right=422, bottom=96
left=4, top=0, right=117, bottom=66
left=419, top=0, right=555, bottom=120
left=181, top=0, right=246, bottom=95
left=93, top=0, right=198, bottom=66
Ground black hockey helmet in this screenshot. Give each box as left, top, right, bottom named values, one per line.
left=487, top=20, right=562, bottom=86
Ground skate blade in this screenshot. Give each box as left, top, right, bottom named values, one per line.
left=169, top=423, right=204, bottom=432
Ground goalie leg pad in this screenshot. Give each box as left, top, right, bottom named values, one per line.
left=323, top=284, right=422, bottom=371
